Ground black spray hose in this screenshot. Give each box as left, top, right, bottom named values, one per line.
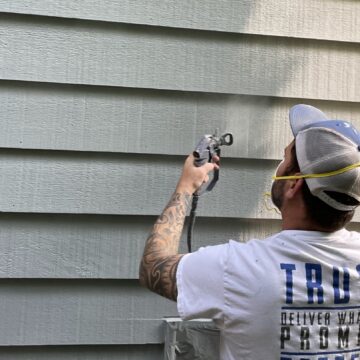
left=187, top=194, right=199, bottom=253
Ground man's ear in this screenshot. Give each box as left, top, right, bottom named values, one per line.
left=286, top=175, right=304, bottom=199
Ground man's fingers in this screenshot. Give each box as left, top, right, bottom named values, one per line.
left=203, top=161, right=219, bottom=173
left=212, top=155, right=220, bottom=164
left=185, top=154, right=195, bottom=165
left=177, top=153, right=220, bottom=194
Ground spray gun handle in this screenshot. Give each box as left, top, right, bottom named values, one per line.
left=192, top=132, right=233, bottom=195
left=193, top=135, right=213, bottom=167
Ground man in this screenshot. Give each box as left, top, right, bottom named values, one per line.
left=139, top=104, right=360, bottom=360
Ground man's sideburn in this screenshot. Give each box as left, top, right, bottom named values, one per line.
left=271, top=179, right=286, bottom=211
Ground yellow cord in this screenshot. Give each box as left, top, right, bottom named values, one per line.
left=272, top=162, right=360, bottom=181
left=265, top=162, right=360, bottom=214
left=263, top=192, right=281, bottom=215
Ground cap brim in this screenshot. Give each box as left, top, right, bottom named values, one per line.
left=289, top=104, right=329, bottom=136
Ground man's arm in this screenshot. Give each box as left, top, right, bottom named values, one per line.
left=139, top=154, right=218, bottom=301
left=139, top=191, right=191, bottom=300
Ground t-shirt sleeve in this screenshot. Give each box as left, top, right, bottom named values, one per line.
left=176, top=243, right=228, bottom=323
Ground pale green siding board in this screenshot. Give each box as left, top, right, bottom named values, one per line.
left=2, top=80, right=360, bottom=159
left=0, top=151, right=275, bottom=218
left=0, top=345, right=163, bottom=360
left=0, top=213, right=282, bottom=279
left=0, top=15, right=359, bottom=101
left=0, top=0, right=359, bottom=43
left=0, top=279, right=176, bottom=345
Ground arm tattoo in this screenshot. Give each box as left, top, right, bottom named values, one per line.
left=139, top=192, right=192, bottom=301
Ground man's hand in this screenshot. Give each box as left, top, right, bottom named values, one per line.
left=139, top=154, right=219, bottom=301
left=176, top=154, right=220, bottom=194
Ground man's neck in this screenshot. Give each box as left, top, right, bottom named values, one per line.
left=279, top=189, right=344, bottom=233
left=281, top=207, right=333, bottom=232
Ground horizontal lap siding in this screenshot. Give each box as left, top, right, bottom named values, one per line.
left=0, top=151, right=275, bottom=218
left=0, top=1, right=358, bottom=356
left=0, top=345, right=163, bottom=360
left=0, top=214, right=282, bottom=279
left=0, top=15, right=359, bottom=101
left=0, top=0, right=358, bottom=43
left=0, top=279, right=176, bottom=345
left=1, top=81, right=360, bottom=159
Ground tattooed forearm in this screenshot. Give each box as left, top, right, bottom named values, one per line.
left=139, top=192, right=192, bottom=301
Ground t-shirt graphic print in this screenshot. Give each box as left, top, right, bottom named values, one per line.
left=279, top=262, right=360, bottom=360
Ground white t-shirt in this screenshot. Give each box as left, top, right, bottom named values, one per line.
left=176, top=229, right=360, bottom=360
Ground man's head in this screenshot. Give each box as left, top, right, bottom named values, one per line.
left=271, top=104, right=360, bottom=231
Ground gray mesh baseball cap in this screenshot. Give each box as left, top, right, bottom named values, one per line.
left=289, top=104, right=360, bottom=211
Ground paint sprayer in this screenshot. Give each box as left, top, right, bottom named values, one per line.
left=187, top=131, right=233, bottom=252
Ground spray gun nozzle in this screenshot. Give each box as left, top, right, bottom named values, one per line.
left=219, top=133, right=233, bottom=146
